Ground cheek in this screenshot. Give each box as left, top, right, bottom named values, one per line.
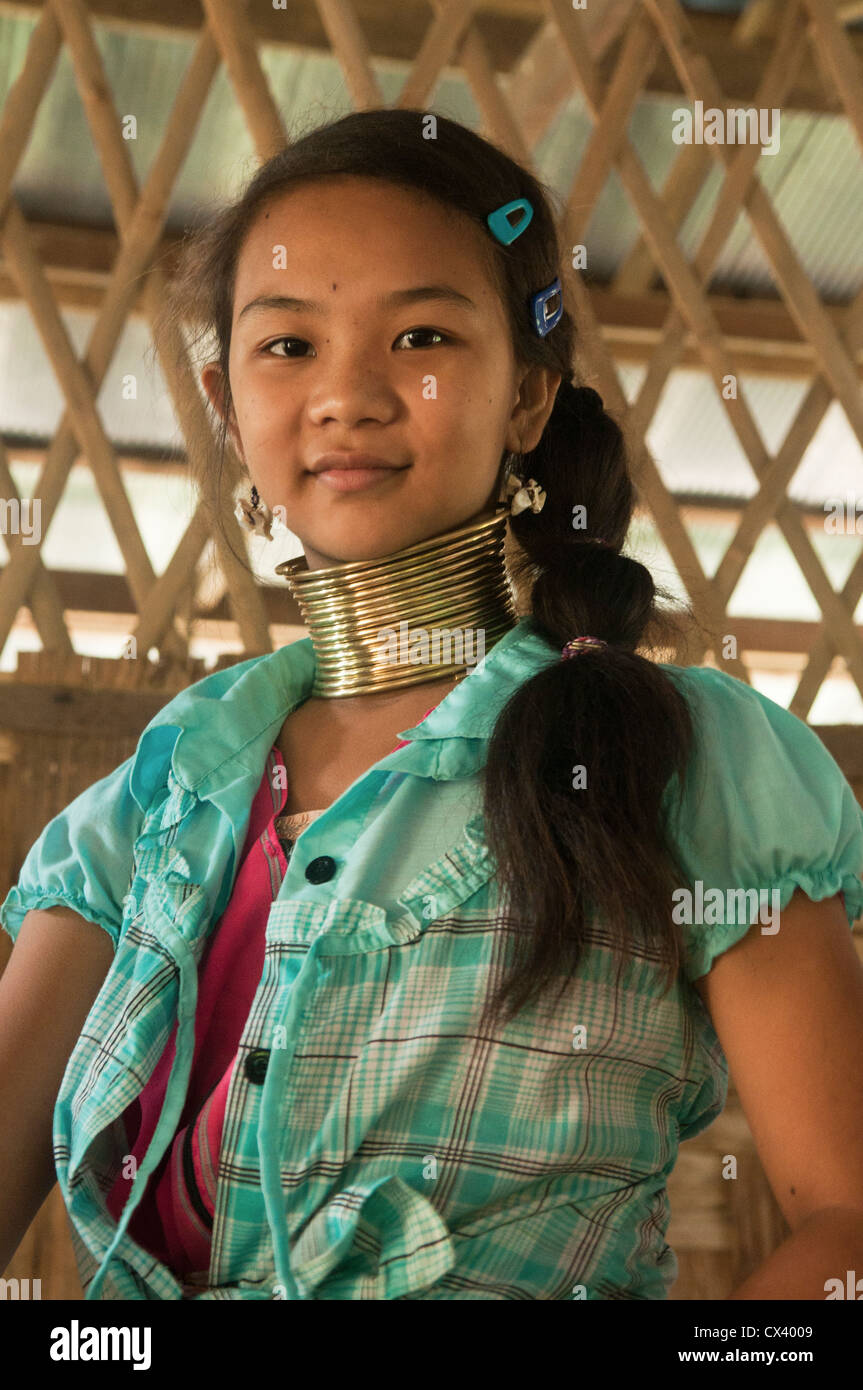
left=429, top=396, right=488, bottom=445
left=450, top=383, right=501, bottom=429
left=237, top=383, right=292, bottom=437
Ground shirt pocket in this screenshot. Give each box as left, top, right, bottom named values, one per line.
left=395, top=812, right=497, bottom=933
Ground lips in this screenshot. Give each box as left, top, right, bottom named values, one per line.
left=309, top=451, right=407, bottom=473
left=307, top=452, right=410, bottom=493
left=311, top=466, right=408, bottom=493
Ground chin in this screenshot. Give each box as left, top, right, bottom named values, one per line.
left=309, top=527, right=422, bottom=566
left=306, top=509, right=487, bottom=569
left=327, top=539, right=413, bottom=565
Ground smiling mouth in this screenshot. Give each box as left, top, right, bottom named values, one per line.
left=309, top=465, right=410, bottom=492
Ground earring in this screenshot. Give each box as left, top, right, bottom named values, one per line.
left=505, top=473, right=546, bottom=515
left=500, top=450, right=547, bottom=515
left=234, top=483, right=274, bottom=541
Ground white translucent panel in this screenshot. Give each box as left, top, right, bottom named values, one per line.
left=618, top=362, right=863, bottom=505
left=724, top=525, right=862, bottom=621
left=807, top=670, right=863, bottom=724
left=0, top=460, right=197, bottom=574
left=0, top=302, right=186, bottom=451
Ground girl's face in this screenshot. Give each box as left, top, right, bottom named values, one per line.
left=202, top=175, right=560, bottom=569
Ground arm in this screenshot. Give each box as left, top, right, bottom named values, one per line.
left=0, top=906, right=114, bottom=1274
left=725, top=1206, right=863, bottom=1300
left=693, top=888, right=863, bottom=1299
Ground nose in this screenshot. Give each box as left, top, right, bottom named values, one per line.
left=306, top=342, right=400, bottom=429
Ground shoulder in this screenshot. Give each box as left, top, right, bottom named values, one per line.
left=129, top=644, right=308, bottom=809
left=657, top=660, right=841, bottom=782
left=151, top=649, right=278, bottom=718
left=657, top=659, right=861, bottom=835
left=656, top=662, right=863, bottom=982
left=661, top=659, right=802, bottom=725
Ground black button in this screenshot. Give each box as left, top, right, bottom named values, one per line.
left=244, top=1048, right=270, bottom=1084
left=305, top=855, right=337, bottom=884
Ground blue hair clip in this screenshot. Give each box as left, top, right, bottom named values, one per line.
left=530, top=276, right=563, bottom=337
left=486, top=197, right=534, bottom=245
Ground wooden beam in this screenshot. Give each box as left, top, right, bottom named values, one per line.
left=730, top=0, right=785, bottom=48
left=1, top=221, right=858, bottom=380
left=0, top=678, right=179, bottom=737
left=0, top=0, right=544, bottom=63
left=675, top=615, right=863, bottom=662
left=592, top=287, right=863, bottom=379
left=5, top=557, right=863, bottom=663
left=817, top=724, right=863, bottom=778
left=0, top=1, right=857, bottom=114
left=1, top=435, right=187, bottom=475
left=2, top=565, right=304, bottom=625
left=0, top=672, right=860, bottom=771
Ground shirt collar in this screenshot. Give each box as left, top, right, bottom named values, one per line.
left=393, top=615, right=559, bottom=740
left=134, top=615, right=561, bottom=802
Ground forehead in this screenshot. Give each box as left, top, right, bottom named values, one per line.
left=232, top=176, right=502, bottom=311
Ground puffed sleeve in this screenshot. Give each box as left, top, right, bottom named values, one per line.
left=0, top=752, right=144, bottom=953
left=659, top=663, right=863, bottom=983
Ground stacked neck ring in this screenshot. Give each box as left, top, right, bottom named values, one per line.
left=274, top=508, right=518, bottom=698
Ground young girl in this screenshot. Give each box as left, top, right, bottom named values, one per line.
left=2, top=108, right=863, bottom=1301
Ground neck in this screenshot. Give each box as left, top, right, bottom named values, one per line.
left=275, top=507, right=517, bottom=698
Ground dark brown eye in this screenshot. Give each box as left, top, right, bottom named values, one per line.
left=398, top=328, right=447, bottom=348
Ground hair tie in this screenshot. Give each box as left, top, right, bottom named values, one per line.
left=561, top=636, right=607, bottom=660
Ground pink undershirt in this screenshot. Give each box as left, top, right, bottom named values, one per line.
left=106, top=713, right=434, bottom=1280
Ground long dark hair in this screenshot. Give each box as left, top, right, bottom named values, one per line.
left=161, top=107, right=700, bottom=1027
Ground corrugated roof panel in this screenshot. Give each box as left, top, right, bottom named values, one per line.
left=1, top=10, right=859, bottom=300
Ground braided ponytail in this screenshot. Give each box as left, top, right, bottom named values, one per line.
left=481, top=380, right=698, bottom=1026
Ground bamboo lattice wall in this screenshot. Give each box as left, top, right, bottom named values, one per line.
left=0, top=0, right=862, bottom=1301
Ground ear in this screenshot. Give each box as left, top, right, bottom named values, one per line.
left=505, top=365, right=563, bottom=454
left=201, top=361, right=245, bottom=465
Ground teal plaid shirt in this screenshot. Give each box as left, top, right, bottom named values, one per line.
left=3, top=615, right=863, bottom=1300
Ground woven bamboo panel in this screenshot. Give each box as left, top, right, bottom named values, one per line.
left=0, top=0, right=860, bottom=710
left=1, top=0, right=862, bottom=1302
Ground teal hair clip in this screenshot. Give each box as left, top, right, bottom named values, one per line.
left=486, top=197, right=534, bottom=245
left=530, top=276, right=563, bottom=337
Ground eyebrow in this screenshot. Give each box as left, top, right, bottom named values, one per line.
left=237, top=284, right=479, bottom=323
